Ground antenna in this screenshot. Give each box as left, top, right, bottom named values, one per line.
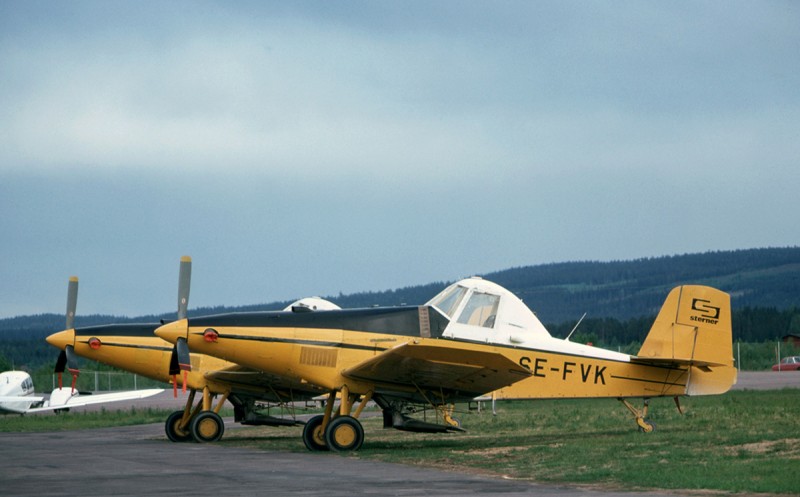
left=565, top=312, right=587, bottom=342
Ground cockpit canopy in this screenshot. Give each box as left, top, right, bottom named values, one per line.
left=426, top=277, right=551, bottom=345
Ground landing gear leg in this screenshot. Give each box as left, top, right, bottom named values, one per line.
left=619, top=398, right=656, bottom=433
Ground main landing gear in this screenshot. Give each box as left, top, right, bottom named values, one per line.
left=303, top=387, right=371, bottom=452
left=165, top=387, right=228, bottom=443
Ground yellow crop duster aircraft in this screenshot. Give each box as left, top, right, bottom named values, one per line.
left=156, top=267, right=736, bottom=452
left=46, top=259, right=337, bottom=443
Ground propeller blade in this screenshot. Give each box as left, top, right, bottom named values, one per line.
left=65, top=345, right=80, bottom=376
left=55, top=350, right=67, bottom=389
left=55, top=276, right=79, bottom=390
left=169, top=255, right=192, bottom=396
left=65, top=344, right=80, bottom=393
left=176, top=337, right=191, bottom=394
left=168, top=344, right=180, bottom=397
left=55, top=350, right=67, bottom=373
left=65, top=276, right=78, bottom=330
left=176, top=337, right=191, bottom=372
left=177, top=256, right=192, bottom=320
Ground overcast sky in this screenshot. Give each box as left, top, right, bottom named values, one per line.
left=1, top=1, right=798, bottom=319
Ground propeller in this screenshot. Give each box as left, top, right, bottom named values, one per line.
left=169, top=256, right=192, bottom=396
left=177, top=256, right=191, bottom=320
left=54, top=277, right=80, bottom=392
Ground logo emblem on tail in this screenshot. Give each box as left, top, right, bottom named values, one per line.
left=691, top=298, right=720, bottom=325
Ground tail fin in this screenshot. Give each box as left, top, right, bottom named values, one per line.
left=637, top=285, right=736, bottom=395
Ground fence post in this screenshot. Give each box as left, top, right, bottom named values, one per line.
left=736, top=341, right=740, bottom=370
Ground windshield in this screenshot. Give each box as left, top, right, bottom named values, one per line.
left=457, top=291, right=500, bottom=328
left=429, top=285, right=468, bottom=319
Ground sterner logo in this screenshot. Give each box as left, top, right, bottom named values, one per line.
left=691, top=298, right=720, bottom=325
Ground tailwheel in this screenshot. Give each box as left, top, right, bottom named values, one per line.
left=446, top=416, right=462, bottom=429
left=190, top=411, right=225, bottom=443
left=439, top=404, right=461, bottom=428
left=165, top=410, right=193, bottom=442
left=619, top=398, right=656, bottom=434
left=302, top=414, right=329, bottom=452
left=324, top=415, right=364, bottom=452
left=638, top=420, right=656, bottom=433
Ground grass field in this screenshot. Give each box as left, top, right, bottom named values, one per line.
left=2, top=390, right=798, bottom=494
left=220, top=389, right=800, bottom=495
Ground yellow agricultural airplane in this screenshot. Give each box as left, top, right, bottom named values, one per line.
left=46, top=258, right=337, bottom=442
left=155, top=269, right=737, bottom=452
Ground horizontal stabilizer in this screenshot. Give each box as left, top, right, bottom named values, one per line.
left=631, top=357, right=727, bottom=371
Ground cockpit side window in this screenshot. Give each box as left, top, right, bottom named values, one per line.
left=429, top=286, right=468, bottom=319
left=457, top=292, right=500, bottom=328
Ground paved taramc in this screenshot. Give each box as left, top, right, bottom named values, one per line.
left=2, top=422, right=687, bottom=497
left=1, top=371, right=794, bottom=497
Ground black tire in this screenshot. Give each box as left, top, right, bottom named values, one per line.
left=638, top=420, right=657, bottom=433
left=324, top=415, right=364, bottom=452
left=165, top=410, right=193, bottom=443
left=190, top=411, right=225, bottom=443
left=302, top=414, right=329, bottom=451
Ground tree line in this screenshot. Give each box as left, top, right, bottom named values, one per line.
left=2, top=247, right=798, bottom=372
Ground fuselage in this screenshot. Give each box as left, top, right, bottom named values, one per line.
left=156, top=305, right=690, bottom=402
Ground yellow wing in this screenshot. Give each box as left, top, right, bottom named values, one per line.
left=342, top=339, right=531, bottom=398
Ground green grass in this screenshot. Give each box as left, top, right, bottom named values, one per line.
left=0, top=406, right=177, bottom=432
left=221, top=390, right=800, bottom=495
left=3, top=391, right=797, bottom=494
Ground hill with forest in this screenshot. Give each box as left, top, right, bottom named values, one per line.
left=334, top=246, right=800, bottom=323
left=2, top=247, right=799, bottom=371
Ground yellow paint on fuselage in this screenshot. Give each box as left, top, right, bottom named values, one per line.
left=492, top=351, right=687, bottom=399
left=177, top=322, right=700, bottom=401
left=187, top=325, right=392, bottom=394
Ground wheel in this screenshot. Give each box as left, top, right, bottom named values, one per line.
left=302, top=414, right=329, bottom=451
left=324, top=415, right=364, bottom=452
left=637, top=420, right=656, bottom=433
left=190, top=411, right=225, bottom=443
left=165, top=410, right=193, bottom=442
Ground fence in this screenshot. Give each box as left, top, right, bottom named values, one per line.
left=35, top=371, right=166, bottom=393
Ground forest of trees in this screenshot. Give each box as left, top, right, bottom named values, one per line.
left=2, top=247, right=798, bottom=373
